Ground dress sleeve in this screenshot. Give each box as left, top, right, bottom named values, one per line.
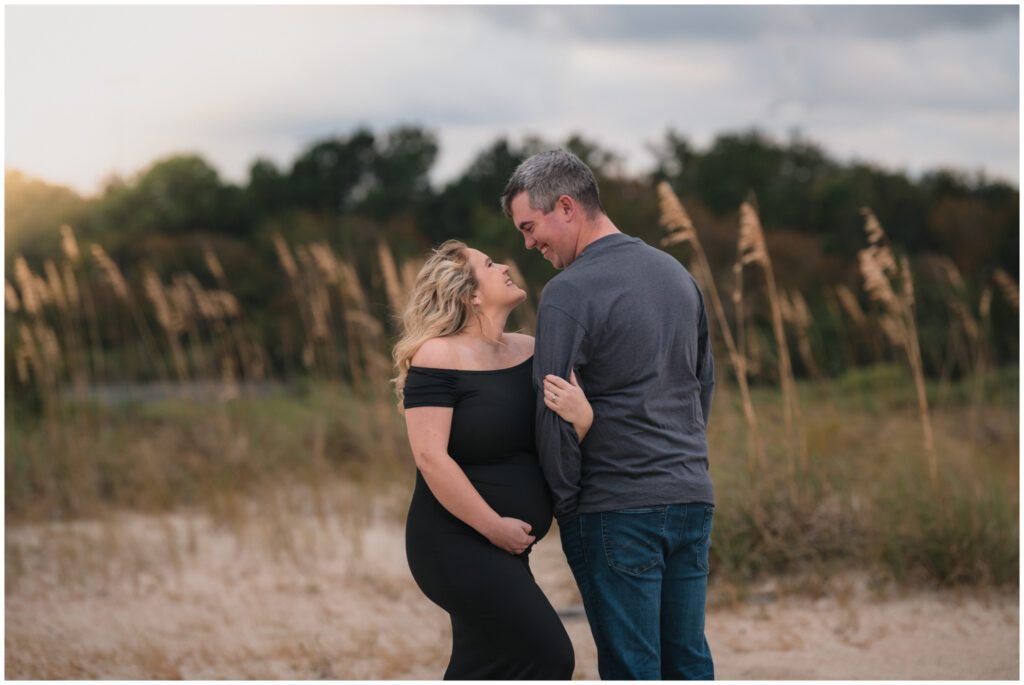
left=403, top=367, right=459, bottom=409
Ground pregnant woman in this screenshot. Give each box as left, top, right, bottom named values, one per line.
left=392, top=240, right=586, bottom=679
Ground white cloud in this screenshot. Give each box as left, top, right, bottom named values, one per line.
left=4, top=5, right=1018, bottom=195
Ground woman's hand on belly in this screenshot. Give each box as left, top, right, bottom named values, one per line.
left=483, top=516, right=536, bottom=555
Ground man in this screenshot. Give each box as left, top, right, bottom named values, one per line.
left=501, top=149, right=716, bottom=680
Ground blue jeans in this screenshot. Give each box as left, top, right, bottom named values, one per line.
left=559, top=503, right=714, bottom=680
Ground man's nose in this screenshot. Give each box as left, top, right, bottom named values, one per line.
left=524, top=235, right=536, bottom=250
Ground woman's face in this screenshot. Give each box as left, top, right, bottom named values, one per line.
left=465, top=248, right=527, bottom=310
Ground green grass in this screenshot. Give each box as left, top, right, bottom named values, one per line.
left=5, top=381, right=411, bottom=521
left=705, top=364, right=1018, bottom=589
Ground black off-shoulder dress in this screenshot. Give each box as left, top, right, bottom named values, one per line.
left=403, top=356, right=574, bottom=680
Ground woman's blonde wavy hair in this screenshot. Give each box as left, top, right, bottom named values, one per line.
left=392, top=239, right=478, bottom=410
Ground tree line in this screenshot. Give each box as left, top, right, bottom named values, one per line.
left=5, top=125, right=1019, bottom=382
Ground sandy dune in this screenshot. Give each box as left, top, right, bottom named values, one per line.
left=5, top=506, right=1019, bottom=679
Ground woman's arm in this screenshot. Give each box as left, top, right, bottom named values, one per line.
left=405, top=406, right=536, bottom=555
left=543, top=370, right=594, bottom=442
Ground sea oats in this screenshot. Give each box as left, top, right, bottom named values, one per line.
left=143, top=268, right=179, bottom=333
left=6, top=280, right=21, bottom=313
left=44, top=260, right=67, bottom=312
left=338, top=260, right=369, bottom=311
left=309, top=284, right=331, bottom=341
left=302, top=341, right=316, bottom=369
left=992, top=269, right=1018, bottom=311
left=90, top=245, right=130, bottom=301
left=737, top=201, right=801, bottom=463
left=32, top=274, right=53, bottom=307
left=211, top=291, right=240, bottom=319
left=61, top=263, right=80, bottom=310
left=658, top=182, right=765, bottom=472
left=657, top=181, right=696, bottom=247
left=860, top=209, right=936, bottom=487
left=364, top=347, right=393, bottom=377
left=15, top=347, right=29, bottom=383
left=783, top=289, right=820, bottom=379
left=295, top=247, right=331, bottom=341
left=296, top=244, right=314, bottom=273
left=141, top=268, right=191, bottom=382
left=835, top=284, right=867, bottom=327
left=400, top=260, right=423, bottom=295
left=273, top=233, right=299, bottom=280
left=738, top=202, right=768, bottom=267
left=878, top=313, right=907, bottom=346
left=858, top=249, right=898, bottom=311
left=309, top=243, right=341, bottom=284
left=860, top=209, right=899, bottom=277
left=16, top=323, right=37, bottom=382
left=899, top=255, right=916, bottom=308
left=862, top=207, right=886, bottom=246
left=658, top=182, right=740, bottom=359
left=33, top=321, right=62, bottom=367
left=935, top=256, right=965, bottom=292
left=791, top=290, right=812, bottom=328
left=935, top=256, right=981, bottom=346
left=980, top=287, right=993, bottom=320
left=60, top=224, right=80, bottom=262
left=950, top=299, right=981, bottom=343
left=203, top=247, right=226, bottom=284
left=219, top=356, right=240, bottom=401
left=377, top=240, right=405, bottom=315
left=168, top=276, right=196, bottom=321
left=182, top=273, right=215, bottom=320
left=13, top=256, right=41, bottom=316
left=345, top=310, right=385, bottom=337
left=779, top=290, right=796, bottom=324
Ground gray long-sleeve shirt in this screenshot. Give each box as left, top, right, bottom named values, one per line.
left=533, top=232, right=715, bottom=521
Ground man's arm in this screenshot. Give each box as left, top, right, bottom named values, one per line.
left=695, top=283, right=715, bottom=427
left=533, top=300, right=590, bottom=520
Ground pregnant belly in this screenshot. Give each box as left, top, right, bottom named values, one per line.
left=463, top=456, right=553, bottom=541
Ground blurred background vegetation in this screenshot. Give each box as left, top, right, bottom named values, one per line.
left=5, top=126, right=1019, bottom=589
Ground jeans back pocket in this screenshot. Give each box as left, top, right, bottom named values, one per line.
left=600, top=507, right=668, bottom=576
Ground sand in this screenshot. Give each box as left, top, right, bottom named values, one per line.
left=5, top=507, right=1019, bottom=679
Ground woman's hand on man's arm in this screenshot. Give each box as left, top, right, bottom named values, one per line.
left=543, top=370, right=593, bottom=442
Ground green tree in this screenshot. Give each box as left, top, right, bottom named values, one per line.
left=5, top=171, right=91, bottom=264
left=359, top=126, right=439, bottom=219
left=287, top=129, right=376, bottom=214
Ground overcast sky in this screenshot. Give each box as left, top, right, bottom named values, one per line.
left=5, top=5, right=1019, bottom=197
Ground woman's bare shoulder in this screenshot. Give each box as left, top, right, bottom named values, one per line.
left=410, top=337, right=458, bottom=369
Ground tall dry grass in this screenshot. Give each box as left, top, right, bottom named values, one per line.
left=658, top=182, right=766, bottom=472
left=653, top=187, right=1016, bottom=588
left=780, top=289, right=821, bottom=380
left=992, top=268, right=1019, bottom=312
left=5, top=193, right=1018, bottom=591
left=737, top=201, right=805, bottom=470
left=858, top=208, right=937, bottom=488
left=8, top=227, right=415, bottom=520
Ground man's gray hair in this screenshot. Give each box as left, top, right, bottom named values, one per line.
left=500, top=149, right=605, bottom=219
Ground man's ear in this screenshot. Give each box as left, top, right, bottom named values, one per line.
left=557, top=194, right=575, bottom=222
